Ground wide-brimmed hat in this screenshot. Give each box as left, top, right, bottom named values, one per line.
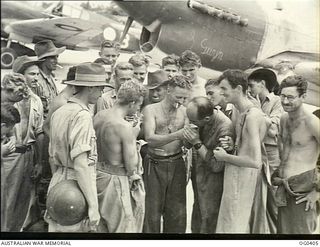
left=248, top=68, right=279, bottom=92
left=34, top=40, right=66, bottom=60
left=12, top=55, right=44, bottom=74
left=147, top=70, right=169, bottom=89
left=64, top=63, right=109, bottom=87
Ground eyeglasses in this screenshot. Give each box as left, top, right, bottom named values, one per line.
left=280, top=94, right=298, bottom=102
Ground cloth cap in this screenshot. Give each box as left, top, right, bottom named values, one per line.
left=34, top=40, right=66, bottom=60
left=147, top=70, right=169, bottom=89
left=12, top=55, right=43, bottom=74
left=64, top=62, right=109, bottom=87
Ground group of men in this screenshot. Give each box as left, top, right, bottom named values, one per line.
left=1, top=39, right=319, bottom=234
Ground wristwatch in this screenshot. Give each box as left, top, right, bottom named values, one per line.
left=194, top=142, right=203, bottom=150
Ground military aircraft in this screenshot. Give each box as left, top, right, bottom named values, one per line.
left=1, top=1, right=140, bottom=69
left=115, top=0, right=319, bottom=109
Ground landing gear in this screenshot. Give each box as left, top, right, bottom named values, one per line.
left=1, top=47, right=17, bottom=69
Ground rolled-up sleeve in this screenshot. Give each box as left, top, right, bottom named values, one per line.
left=69, top=111, right=94, bottom=160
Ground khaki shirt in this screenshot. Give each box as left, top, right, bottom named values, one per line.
left=96, top=89, right=117, bottom=112
left=49, top=97, right=97, bottom=169
left=37, top=70, right=59, bottom=118
left=261, top=93, right=283, bottom=146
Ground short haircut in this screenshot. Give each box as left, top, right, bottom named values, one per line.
left=1, top=103, right=21, bottom=125
left=63, top=66, right=76, bottom=82
left=205, top=78, right=220, bottom=88
left=216, top=69, right=248, bottom=94
left=128, top=54, right=150, bottom=67
left=100, top=40, right=120, bottom=51
left=188, top=96, right=213, bottom=119
left=114, top=62, right=134, bottom=76
left=248, top=70, right=277, bottom=92
left=166, top=75, right=192, bottom=90
left=279, top=75, right=308, bottom=96
left=117, top=80, right=147, bottom=105
left=162, top=54, right=180, bottom=67
left=1, top=73, right=29, bottom=97
left=179, top=50, right=201, bottom=67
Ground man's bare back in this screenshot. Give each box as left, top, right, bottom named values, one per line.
left=94, top=108, right=138, bottom=169
left=280, top=111, right=320, bottom=178
left=143, top=102, right=187, bottom=156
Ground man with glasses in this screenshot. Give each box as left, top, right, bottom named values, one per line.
left=272, top=75, right=319, bottom=234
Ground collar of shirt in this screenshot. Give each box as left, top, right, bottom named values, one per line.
left=39, top=69, right=55, bottom=79
left=266, top=92, right=276, bottom=101
left=111, top=89, right=117, bottom=99
left=67, top=97, right=90, bottom=111
left=225, top=103, right=234, bottom=112
left=261, top=92, right=275, bottom=106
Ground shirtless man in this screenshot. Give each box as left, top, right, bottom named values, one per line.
left=94, top=80, right=147, bottom=233
left=179, top=50, right=206, bottom=99
left=213, top=69, right=268, bottom=233
left=272, top=75, right=320, bottom=234
left=142, top=75, right=191, bottom=233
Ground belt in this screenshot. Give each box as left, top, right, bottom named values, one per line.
left=147, top=151, right=183, bottom=161
left=96, top=162, right=128, bottom=176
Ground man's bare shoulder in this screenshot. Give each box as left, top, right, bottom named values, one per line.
left=94, top=108, right=111, bottom=120
left=117, top=120, right=134, bottom=139
left=305, top=111, right=319, bottom=130
left=246, top=107, right=264, bottom=121
left=143, top=102, right=161, bottom=114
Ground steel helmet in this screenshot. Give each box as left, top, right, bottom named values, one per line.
left=46, top=180, right=88, bottom=226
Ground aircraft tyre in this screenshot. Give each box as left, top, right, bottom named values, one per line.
left=1, top=47, right=17, bottom=69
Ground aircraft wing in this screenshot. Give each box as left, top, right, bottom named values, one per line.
left=4, top=16, right=139, bottom=51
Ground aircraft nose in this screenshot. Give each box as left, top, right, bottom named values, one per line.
left=115, top=1, right=165, bottom=27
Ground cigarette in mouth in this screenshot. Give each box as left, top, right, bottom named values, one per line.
left=56, top=64, right=63, bottom=69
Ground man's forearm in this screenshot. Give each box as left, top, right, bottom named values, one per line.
left=75, top=155, right=99, bottom=210
left=125, top=154, right=139, bottom=176
left=146, top=132, right=181, bottom=147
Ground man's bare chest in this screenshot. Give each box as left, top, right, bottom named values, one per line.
left=155, top=110, right=185, bottom=133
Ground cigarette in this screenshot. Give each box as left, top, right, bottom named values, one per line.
left=56, top=64, right=63, bottom=69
